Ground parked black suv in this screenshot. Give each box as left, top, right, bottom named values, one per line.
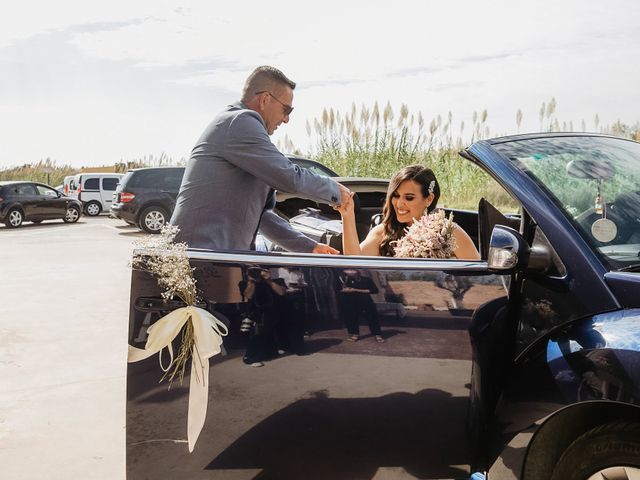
left=0, top=181, right=82, bottom=228
left=110, top=167, right=185, bottom=234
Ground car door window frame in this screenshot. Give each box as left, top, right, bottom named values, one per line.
left=179, top=249, right=489, bottom=272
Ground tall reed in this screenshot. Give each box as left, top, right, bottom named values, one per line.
left=291, top=100, right=640, bottom=211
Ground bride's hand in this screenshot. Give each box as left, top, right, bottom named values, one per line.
left=333, top=191, right=355, bottom=216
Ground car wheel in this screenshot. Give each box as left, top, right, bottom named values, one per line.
left=64, top=205, right=81, bottom=223
left=5, top=208, right=24, bottom=228
left=85, top=201, right=102, bottom=216
left=550, top=421, right=640, bottom=480
left=139, top=206, right=168, bottom=234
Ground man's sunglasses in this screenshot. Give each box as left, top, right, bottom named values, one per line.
left=255, top=91, right=294, bottom=116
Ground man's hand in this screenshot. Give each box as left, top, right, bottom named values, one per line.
left=335, top=182, right=352, bottom=207
left=312, top=243, right=339, bottom=255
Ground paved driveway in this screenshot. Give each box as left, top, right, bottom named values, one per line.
left=0, top=216, right=142, bottom=480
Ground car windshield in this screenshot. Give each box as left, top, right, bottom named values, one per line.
left=493, top=136, right=640, bottom=271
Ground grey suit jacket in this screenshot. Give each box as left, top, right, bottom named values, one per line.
left=170, top=102, right=340, bottom=251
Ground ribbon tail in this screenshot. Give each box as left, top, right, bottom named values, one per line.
left=187, top=352, right=209, bottom=452
left=184, top=306, right=228, bottom=452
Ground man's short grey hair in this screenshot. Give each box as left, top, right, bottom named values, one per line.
left=241, top=66, right=296, bottom=102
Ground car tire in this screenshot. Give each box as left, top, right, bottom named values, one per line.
left=5, top=208, right=24, bottom=228
left=138, top=206, right=168, bottom=234
left=550, top=421, right=640, bottom=480
left=85, top=201, right=102, bottom=216
left=63, top=205, right=81, bottom=223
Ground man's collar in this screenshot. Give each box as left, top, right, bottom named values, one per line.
left=230, top=101, right=266, bottom=127
left=229, top=100, right=248, bottom=110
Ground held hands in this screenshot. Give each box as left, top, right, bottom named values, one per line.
left=333, top=183, right=352, bottom=208
left=333, top=190, right=355, bottom=216
left=338, top=183, right=352, bottom=206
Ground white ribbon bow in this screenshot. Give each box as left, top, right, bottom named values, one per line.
left=128, top=306, right=228, bottom=452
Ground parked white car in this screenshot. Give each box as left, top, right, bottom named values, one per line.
left=62, top=175, right=75, bottom=196
left=71, top=173, right=123, bottom=216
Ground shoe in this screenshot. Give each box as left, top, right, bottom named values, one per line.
left=375, top=335, right=385, bottom=343
left=347, top=335, right=359, bottom=342
left=249, top=361, right=264, bottom=368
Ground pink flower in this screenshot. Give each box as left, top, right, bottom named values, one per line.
left=392, top=210, right=457, bottom=259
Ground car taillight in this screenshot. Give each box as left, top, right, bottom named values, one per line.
left=120, top=192, right=135, bottom=203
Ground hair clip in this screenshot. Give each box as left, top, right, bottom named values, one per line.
left=428, top=180, right=435, bottom=194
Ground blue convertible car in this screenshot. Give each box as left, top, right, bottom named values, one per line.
left=126, top=133, right=640, bottom=480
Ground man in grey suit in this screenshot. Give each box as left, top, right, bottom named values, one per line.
left=170, top=66, right=350, bottom=253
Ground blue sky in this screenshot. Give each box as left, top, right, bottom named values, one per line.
left=1, top=0, right=639, bottom=168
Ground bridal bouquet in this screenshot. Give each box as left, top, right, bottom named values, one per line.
left=393, top=209, right=457, bottom=259
left=129, top=224, right=228, bottom=452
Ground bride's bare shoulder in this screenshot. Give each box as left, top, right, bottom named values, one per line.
left=368, top=223, right=385, bottom=241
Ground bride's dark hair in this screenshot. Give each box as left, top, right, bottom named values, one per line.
left=379, top=165, right=440, bottom=257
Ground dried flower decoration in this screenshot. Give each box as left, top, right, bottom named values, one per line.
left=131, top=224, right=197, bottom=306
left=392, top=209, right=457, bottom=259
left=130, top=224, right=199, bottom=385
left=128, top=224, right=228, bottom=452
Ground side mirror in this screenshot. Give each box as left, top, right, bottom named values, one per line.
left=487, top=225, right=529, bottom=271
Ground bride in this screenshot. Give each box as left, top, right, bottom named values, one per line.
left=335, top=165, right=480, bottom=259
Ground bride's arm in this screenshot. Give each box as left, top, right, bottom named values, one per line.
left=453, top=225, right=480, bottom=260
left=334, top=194, right=382, bottom=256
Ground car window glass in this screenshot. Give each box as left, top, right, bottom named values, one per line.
left=35, top=185, right=58, bottom=197
left=127, top=171, right=146, bottom=188
left=16, top=184, right=37, bottom=196
left=290, top=158, right=337, bottom=177
left=119, top=172, right=134, bottom=189
left=494, top=136, right=640, bottom=271
left=102, top=177, right=120, bottom=191
left=442, top=160, right=520, bottom=215
left=305, top=165, right=332, bottom=177
left=128, top=169, right=184, bottom=189
left=84, top=178, right=100, bottom=190
left=163, top=169, right=185, bottom=189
